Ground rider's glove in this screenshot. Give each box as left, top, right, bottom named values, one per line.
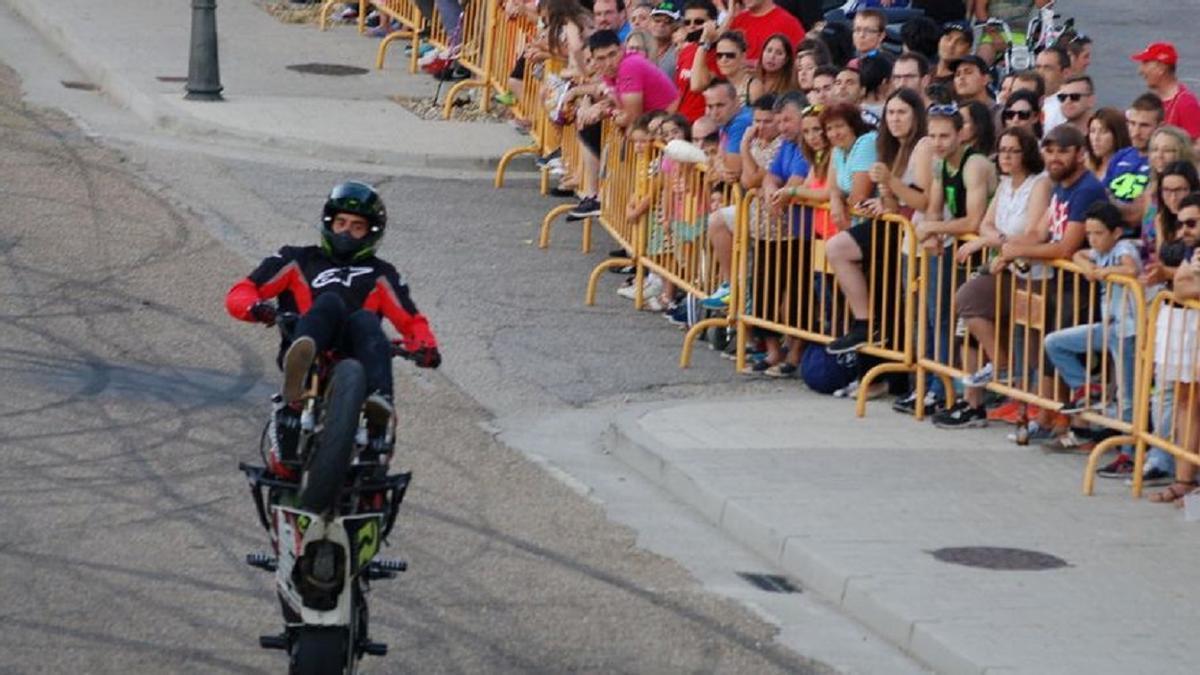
left=413, top=346, right=441, bottom=369
left=249, top=302, right=277, bottom=326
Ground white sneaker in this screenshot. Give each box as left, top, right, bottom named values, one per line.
left=617, top=275, right=661, bottom=299
left=961, top=363, right=993, bottom=388
left=833, top=380, right=860, bottom=398
left=642, top=296, right=665, bottom=312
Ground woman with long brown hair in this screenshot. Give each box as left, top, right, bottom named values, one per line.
left=749, top=34, right=797, bottom=101
left=1085, top=107, right=1133, bottom=181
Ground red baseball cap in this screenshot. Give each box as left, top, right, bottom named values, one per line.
left=1131, top=42, right=1177, bottom=66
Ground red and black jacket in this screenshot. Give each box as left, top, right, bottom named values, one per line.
left=225, top=245, right=437, bottom=349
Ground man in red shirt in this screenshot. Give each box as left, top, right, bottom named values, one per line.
left=672, top=0, right=719, bottom=122
left=1132, top=42, right=1200, bottom=149
left=728, top=0, right=805, bottom=59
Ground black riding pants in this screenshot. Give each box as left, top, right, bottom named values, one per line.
left=292, top=293, right=393, bottom=398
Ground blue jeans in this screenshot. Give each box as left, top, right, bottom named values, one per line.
left=1043, top=323, right=1136, bottom=422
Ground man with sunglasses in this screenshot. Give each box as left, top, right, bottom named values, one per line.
left=671, top=0, right=719, bottom=122
left=648, top=0, right=680, bottom=78
left=1036, top=46, right=1070, bottom=135
left=1056, top=74, right=1095, bottom=136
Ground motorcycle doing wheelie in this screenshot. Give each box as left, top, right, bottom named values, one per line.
left=239, top=311, right=415, bottom=674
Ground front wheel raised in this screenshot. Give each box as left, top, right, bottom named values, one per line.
left=299, top=359, right=367, bottom=513
left=289, top=627, right=348, bottom=675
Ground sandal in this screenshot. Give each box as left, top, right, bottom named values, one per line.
left=1148, top=481, right=1197, bottom=505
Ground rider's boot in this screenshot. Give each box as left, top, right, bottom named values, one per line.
left=362, top=392, right=395, bottom=474
left=282, top=336, right=316, bottom=403
left=271, top=396, right=303, bottom=464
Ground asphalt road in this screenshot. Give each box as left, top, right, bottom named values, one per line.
left=0, top=63, right=832, bottom=674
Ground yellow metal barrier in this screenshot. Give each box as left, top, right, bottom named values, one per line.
left=354, top=0, right=427, bottom=73
left=540, top=117, right=591, bottom=249
left=584, top=131, right=656, bottom=303
left=437, top=0, right=496, bottom=117
left=494, top=47, right=562, bottom=189
left=1108, top=292, right=1200, bottom=498
left=734, top=198, right=918, bottom=416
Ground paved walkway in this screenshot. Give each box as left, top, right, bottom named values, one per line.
left=4, top=0, right=528, bottom=170
left=608, top=393, right=1197, bottom=674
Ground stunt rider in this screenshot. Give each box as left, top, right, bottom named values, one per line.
left=224, top=181, right=441, bottom=460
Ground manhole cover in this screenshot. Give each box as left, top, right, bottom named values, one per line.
left=736, top=572, right=800, bottom=593
left=61, top=80, right=99, bottom=91
left=929, top=547, right=1070, bottom=571
left=286, top=63, right=369, bottom=76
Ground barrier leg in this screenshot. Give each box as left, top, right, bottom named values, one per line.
left=939, top=374, right=956, bottom=407
left=539, top=204, right=575, bottom=248
left=539, top=166, right=550, bottom=196
left=735, top=319, right=748, bottom=373
left=375, top=30, right=407, bottom=70
left=856, top=362, right=911, bottom=418
left=681, top=317, right=729, bottom=368
left=318, top=0, right=337, bottom=30
left=587, top=258, right=632, bottom=306
left=442, top=80, right=486, bottom=119
left=1082, top=435, right=1136, bottom=496
left=581, top=216, right=592, bottom=253
left=494, top=145, right=538, bottom=189
left=357, top=0, right=366, bottom=33
left=914, top=365, right=928, bottom=421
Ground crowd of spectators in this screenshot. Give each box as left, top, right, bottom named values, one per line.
left=342, top=0, right=1200, bottom=503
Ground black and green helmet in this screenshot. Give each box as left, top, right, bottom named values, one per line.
left=319, top=181, right=387, bottom=262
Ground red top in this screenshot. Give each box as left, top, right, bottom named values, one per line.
left=729, top=6, right=805, bottom=60
left=674, top=43, right=719, bottom=122
left=1163, top=83, right=1200, bottom=140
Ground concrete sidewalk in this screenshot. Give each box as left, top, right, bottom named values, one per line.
left=608, top=394, right=1197, bottom=674
left=3, top=0, right=529, bottom=171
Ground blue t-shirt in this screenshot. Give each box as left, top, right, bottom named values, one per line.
left=1103, top=146, right=1150, bottom=203
left=616, top=21, right=632, bottom=42
left=721, top=107, right=754, bottom=154
left=1091, top=239, right=1142, bottom=334
left=769, top=140, right=814, bottom=237
left=1048, top=171, right=1107, bottom=245
left=768, top=140, right=811, bottom=181
left=832, top=131, right=878, bottom=194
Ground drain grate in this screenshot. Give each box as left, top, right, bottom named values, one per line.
left=737, top=572, right=800, bottom=593
left=156, top=75, right=188, bottom=83
left=929, top=546, right=1070, bottom=571
left=61, top=80, right=99, bottom=91
left=286, top=63, right=369, bottom=76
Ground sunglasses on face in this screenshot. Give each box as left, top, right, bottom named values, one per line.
left=1002, top=109, right=1033, bottom=121
left=1057, top=92, right=1088, bottom=102
left=715, top=51, right=739, bottom=60
left=683, top=18, right=706, bottom=25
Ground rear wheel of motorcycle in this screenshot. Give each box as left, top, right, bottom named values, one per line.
left=289, top=627, right=348, bottom=675
left=298, top=359, right=366, bottom=513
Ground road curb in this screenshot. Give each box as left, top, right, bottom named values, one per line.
left=1, top=0, right=536, bottom=174
left=607, top=405, right=986, bottom=675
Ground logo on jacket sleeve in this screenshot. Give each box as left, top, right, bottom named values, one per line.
left=312, top=266, right=374, bottom=288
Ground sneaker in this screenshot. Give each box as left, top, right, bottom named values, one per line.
left=337, top=4, right=359, bottom=21
left=826, top=323, right=870, bottom=355
left=1126, top=466, right=1174, bottom=487
left=535, top=149, right=562, bottom=167
left=566, top=196, right=601, bottom=221
left=617, top=275, right=662, bottom=300
left=1008, top=421, right=1056, bottom=443
left=1041, top=429, right=1091, bottom=453
left=272, top=404, right=302, bottom=462
left=832, top=380, right=859, bottom=398
left=1060, top=384, right=1105, bottom=414
left=664, top=302, right=690, bottom=327
left=282, top=336, right=316, bottom=403
left=721, top=339, right=737, bottom=360
left=932, top=400, right=988, bottom=429
left=892, top=390, right=944, bottom=415
left=364, top=392, right=395, bottom=430
left=700, top=282, right=731, bottom=310
left=608, top=264, right=634, bottom=275
left=764, top=363, right=798, bottom=378
left=960, top=363, right=993, bottom=388
left=1096, top=453, right=1134, bottom=478
left=642, top=295, right=665, bottom=312
left=492, top=90, right=517, bottom=106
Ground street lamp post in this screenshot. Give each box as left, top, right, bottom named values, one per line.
left=185, top=0, right=223, bottom=101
